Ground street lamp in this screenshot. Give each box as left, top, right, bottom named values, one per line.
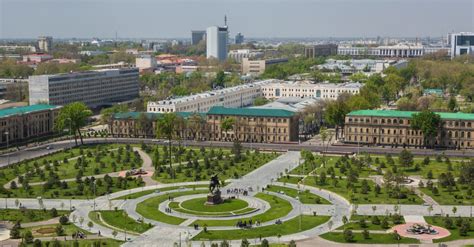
left=4, top=131, right=10, bottom=167
left=296, top=196, right=301, bottom=231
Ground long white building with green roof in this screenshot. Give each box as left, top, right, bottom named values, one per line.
left=344, top=109, right=474, bottom=149
left=0, top=104, right=61, bottom=146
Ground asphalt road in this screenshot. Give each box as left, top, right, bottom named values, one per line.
left=0, top=137, right=473, bottom=168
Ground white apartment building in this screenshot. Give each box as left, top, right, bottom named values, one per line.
left=261, top=81, right=362, bottom=100
left=338, top=44, right=450, bottom=57
left=228, top=49, right=264, bottom=62
left=135, top=55, right=157, bottom=71
left=450, top=32, right=474, bottom=58
left=29, top=68, right=139, bottom=107
left=147, top=80, right=276, bottom=113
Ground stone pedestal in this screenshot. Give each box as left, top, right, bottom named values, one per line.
left=206, top=190, right=223, bottom=205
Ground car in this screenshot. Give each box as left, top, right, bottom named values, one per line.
left=46, top=145, right=53, bottom=150
left=154, top=189, right=161, bottom=193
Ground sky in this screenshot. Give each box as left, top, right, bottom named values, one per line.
left=0, top=0, right=473, bottom=39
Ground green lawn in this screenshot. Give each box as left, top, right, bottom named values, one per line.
left=266, top=185, right=330, bottom=204
left=0, top=209, right=69, bottom=223
left=26, top=239, right=123, bottom=247
left=303, top=178, right=423, bottom=204
left=425, top=216, right=474, bottom=243
left=420, top=186, right=474, bottom=205
left=336, top=215, right=405, bottom=231
left=320, top=232, right=420, bottom=244
left=153, top=150, right=278, bottom=183
left=3, top=176, right=144, bottom=199
left=192, top=193, right=292, bottom=227
left=136, top=189, right=207, bottom=225
left=193, top=215, right=330, bottom=240
left=20, top=223, right=89, bottom=237
left=113, top=185, right=207, bottom=200
left=180, top=197, right=248, bottom=212
left=90, top=210, right=153, bottom=234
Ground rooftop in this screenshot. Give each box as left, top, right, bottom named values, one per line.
left=348, top=110, right=474, bottom=121
left=113, top=111, right=205, bottom=120
left=208, top=106, right=295, bottom=118
left=0, top=104, right=60, bottom=118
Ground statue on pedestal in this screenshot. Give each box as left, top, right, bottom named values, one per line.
left=207, top=174, right=223, bottom=205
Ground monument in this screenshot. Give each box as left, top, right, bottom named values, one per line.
left=207, top=174, right=223, bottom=205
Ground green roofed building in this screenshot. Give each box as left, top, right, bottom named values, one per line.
left=344, top=109, right=474, bottom=149
left=0, top=104, right=61, bottom=147
left=110, top=106, right=299, bottom=143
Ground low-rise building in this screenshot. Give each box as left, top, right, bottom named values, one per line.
left=344, top=109, right=474, bottom=149
left=450, top=32, right=474, bottom=58
left=135, top=55, right=157, bottom=71
left=337, top=44, right=450, bottom=58
left=304, top=44, right=338, bottom=58
left=147, top=80, right=275, bottom=113
left=261, top=81, right=362, bottom=100
left=22, top=53, right=53, bottom=63
left=242, top=57, right=288, bottom=75
left=228, top=49, right=263, bottom=62
left=29, top=68, right=139, bottom=108
left=205, top=106, right=298, bottom=143
left=0, top=104, right=61, bottom=147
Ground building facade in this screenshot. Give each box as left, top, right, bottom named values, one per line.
left=147, top=80, right=274, bottom=113
left=191, top=31, right=206, bottom=45
left=228, top=49, right=264, bottom=62
left=135, top=55, right=157, bottom=71
left=337, top=44, right=450, bottom=58
left=450, top=32, right=474, bottom=58
left=344, top=110, right=474, bottom=149
left=241, top=57, right=288, bottom=75
left=304, top=44, right=338, bottom=58
left=235, top=33, right=244, bottom=44
left=261, top=81, right=362, bottom=100
left=29, top=68, right=139, bottom=108
left=38, top=36, right=53, bottom=52
left=206, top=26, right=228, bottom=61
left=0, top=104, right=60, bottom=146
left=205, top=106, right=299, bottom=143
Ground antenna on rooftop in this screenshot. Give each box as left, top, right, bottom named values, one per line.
left=224, top=15, right=227, bottom=27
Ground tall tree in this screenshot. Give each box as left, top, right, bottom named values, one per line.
left=55, top=102, right=92, bottom=145
left=324, top=99, right=350, bottom=139
left=155, top=113, right=179, bottom=178
left=135, top=113, right=151, bottom=137
left=410, top=110, right=442, bottom=148
left=220, top=117, right=235, bottom=141
left=188, top=113, right=205, bottom=140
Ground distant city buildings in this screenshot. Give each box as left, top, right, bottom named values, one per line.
left=235, top=32, right=244, bottom=44
left=241, top=57, right=289, bottom=76
left=22, top=53, right=53, bottom=63
left=261, top=81, right=362, bottom=100
left=147, top=80, right=275, bottom=113
left=337, top=43, right=449, bottom=57
left=191, top=30, right=206, bottom=45
left=316, top=59, right=400, bottom=74
left=450, top=32, right=474, bottom=58
left=29, top=68, right=139, bottom=108
left=37, top=36, right=53, bottom=52
left=135, top=55, right=157, bottom=71
left=304, top=44, right=338, bottom=58
left=206, top=26, right=229, bottom=61
left=0, top=104, right=61, bottom=147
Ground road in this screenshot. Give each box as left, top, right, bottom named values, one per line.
left=1, top=137, right=473, bottom=168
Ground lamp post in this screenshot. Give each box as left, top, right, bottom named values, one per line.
left=4, top=131, right=10, bottom=167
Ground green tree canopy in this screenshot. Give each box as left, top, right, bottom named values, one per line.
left=410, top=110, right=442, bottom=148
left=55, top=102, right=92, bottom=145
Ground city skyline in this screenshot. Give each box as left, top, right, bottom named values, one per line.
left=0, top=0, right=473, bottom=39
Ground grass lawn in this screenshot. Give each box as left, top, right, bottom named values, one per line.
left=425, top=216, right=474, bottom=243
left=192, top=193, right=292, bottom=227
left=336, top=215, right=405, bottom=231
left=320, top=232, right=420, bottom=244
left=266, top=185, right=330, bottom=204
left=0, top=209, right=69, bottom=223
left=113, top=185, right=207, bottom=200
left=180, top=197, right=248, bottom=212
left=89, top=210, right=153, bottom=234
left=136, top=189, right=207, bottom=225
left=20, top=223, right=89, bottom=237
left=153, top=151, right=278, bottom=183
left=27, top=239, right=124, bottom=247
left=4, top=176, right=144, bottom=199
left=0, top=144, right=121, bottom=188
left=420, top=186, right=474, bottom=205
left=193, top=215, right=330, bottom=240
left=303, top=177, right=423, bottom=204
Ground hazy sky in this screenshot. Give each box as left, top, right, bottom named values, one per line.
left=1, top=0, right=473, bottom=39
